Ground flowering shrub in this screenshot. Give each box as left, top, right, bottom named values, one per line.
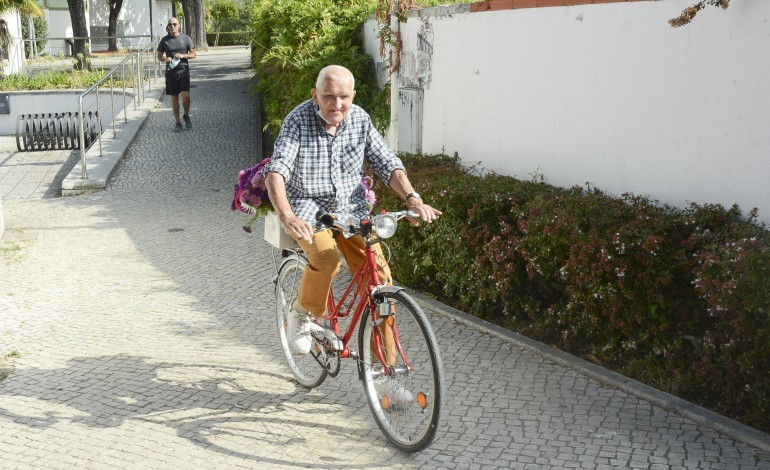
left=361, top=175, right=376, bottom=212
left=231, top=158, right=273, bottom=233
left=686, top=208, right=770, bottom=428
left=376, top=152, right=770, bottom=433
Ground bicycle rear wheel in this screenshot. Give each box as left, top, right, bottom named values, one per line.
left=358, top=290, right=443, bottom=452
left=275, top=255, right=328, bottom=388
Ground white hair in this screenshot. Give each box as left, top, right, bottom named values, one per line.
left=315, top=65, right=355, bottom=90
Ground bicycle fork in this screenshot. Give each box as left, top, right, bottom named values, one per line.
left=356, top=296, right=413, bottom=381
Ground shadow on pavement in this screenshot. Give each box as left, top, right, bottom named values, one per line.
left=0, top=354, right=391, bottom=468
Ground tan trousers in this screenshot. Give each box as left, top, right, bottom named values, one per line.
left=294, top=229, right=397, bottom=365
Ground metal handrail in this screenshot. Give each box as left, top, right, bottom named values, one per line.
left=20, top=35, right=153, bottom=59
left=77, top=38, right=161, bottom=179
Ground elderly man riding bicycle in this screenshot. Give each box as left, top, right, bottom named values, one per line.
left=263, top=64, right=441, bottom=355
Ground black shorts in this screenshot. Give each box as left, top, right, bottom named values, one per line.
left=165, top=68, right=190, bottom=96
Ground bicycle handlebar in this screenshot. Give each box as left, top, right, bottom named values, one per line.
left=316, top=210, right=419, bottom=239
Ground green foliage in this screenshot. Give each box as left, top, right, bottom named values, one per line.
left=0, top=0, right=43, bottom=16
left=670, top=0, right=730, bottom=27
left=1, top=20, right=10, bottom=68
left=0, top=68, right=120, bottom=90
left=210, top=0, right=240, bottom=30
left=20, top=13, right=47, bottom=58
left=247, top=0, right=387, bottom=136
left=205, top=31, right=251, bottom=46
left=379, top=153, right=770, bottom=433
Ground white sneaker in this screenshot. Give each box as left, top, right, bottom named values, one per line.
left=287, top=308, right=311, bottom=355
left=287, top=308, right=326, bottom=355
left=374, top=380, right=414, bottom=405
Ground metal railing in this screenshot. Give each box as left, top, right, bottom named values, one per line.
left=21, top=35, right=153, bottom=59
left=76, top=38, right=162, bottom=179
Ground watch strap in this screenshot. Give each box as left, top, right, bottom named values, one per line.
left=405, top=192, right=421, bottom=202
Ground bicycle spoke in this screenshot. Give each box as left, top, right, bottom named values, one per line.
left=275, top=256, right=327, bottom=388
left=358, top=290, right=443, bottom=452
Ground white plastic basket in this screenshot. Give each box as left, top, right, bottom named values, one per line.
left=264, top=211, right=297, bottom=249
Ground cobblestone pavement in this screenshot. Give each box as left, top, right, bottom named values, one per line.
left=2, top=46, right=770, bottom=469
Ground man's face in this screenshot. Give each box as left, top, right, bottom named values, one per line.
left=167, top=19, right=180, bottom=37
left=312, top=76, right=356, bottom=126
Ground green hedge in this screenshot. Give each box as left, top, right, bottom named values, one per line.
left=247, top=0, right=387, bottom=137
left=372, top=153, right=770, bottom=434
left=0, top=68, right=126, bottom=90
left=205, top=31, right=251, bottom=47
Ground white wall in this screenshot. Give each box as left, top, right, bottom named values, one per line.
left=0, top=90, right=132, bottom=136
left=152, top=0, right=174, bottom=41
left=44, top=9, right=91, bottom=56
left=365, top=1, right=770, bottom=224
left=88, top=0, right=172, bottom=50
left=1, top=11, right=24, bottom=75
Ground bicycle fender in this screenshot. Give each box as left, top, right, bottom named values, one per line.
left=371, top=285, right=404, bottom=302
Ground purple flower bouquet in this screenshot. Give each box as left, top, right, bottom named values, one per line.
left=232, top=157, right=377, bottom=234
left=231, top=157, right=273, bottom=233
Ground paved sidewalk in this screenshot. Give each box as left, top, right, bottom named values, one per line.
left=1, top=46, right=769, bottom=469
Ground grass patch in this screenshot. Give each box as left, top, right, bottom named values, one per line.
left=0, top=350, right=21, bottom=378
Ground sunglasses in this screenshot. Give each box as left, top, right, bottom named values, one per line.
left=168, top=23, right=178, bottom=27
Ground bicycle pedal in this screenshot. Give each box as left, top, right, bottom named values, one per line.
left=311, top=328, right=343, bottom=351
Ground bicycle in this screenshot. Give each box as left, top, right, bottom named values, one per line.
left=270, top=209, right=444, bottom=452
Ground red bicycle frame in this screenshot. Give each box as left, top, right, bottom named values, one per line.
left=321, top=239, right=410, bottom=376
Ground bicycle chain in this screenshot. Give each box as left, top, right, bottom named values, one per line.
left=310, top=339, right=341, bottom=377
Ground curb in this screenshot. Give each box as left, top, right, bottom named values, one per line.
left=403, top=286, right=770, bottom=454
left=61, top=85, right=164, bottom=196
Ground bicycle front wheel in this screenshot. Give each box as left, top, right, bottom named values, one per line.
left=275, top=255, right=328, bottom=388
left=358, top=290, right=444, bottom=452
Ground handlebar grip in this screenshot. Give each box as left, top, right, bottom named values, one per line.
left=316, top=212, right=347, bottom=231
left=318, top=213, right=336, bottom=228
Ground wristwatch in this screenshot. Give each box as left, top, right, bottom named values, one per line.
left=405, top=192, right=421, bottom=203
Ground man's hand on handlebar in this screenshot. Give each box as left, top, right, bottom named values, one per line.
left=406, top=198, right=442, bottom=226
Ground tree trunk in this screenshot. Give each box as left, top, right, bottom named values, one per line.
left=192, top=0, right=207, bottom=50
left=67, top=0, right=90, bottom=70
left=107, top=0, right=124, bottom=52
left=181, top=0, right=192, bottom=38
left=180, top=0, right=208, bottom=51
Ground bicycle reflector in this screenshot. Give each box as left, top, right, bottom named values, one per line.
left=373, top=214, right=398, bottom=238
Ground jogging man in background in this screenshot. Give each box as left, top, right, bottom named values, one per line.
left=157, top=17, right=196, bottom=132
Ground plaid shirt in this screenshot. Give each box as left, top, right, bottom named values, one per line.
left=264, top=100, right=405, bottom=225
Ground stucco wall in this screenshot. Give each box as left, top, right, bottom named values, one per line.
left=0, top=91, right=131, bottom=136
left=364, top=0, right=770, bottom=224
left=43, top=9, right=91, bottom=56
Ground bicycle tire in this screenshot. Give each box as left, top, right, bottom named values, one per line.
left=275, top=255, right=328, bottom=388
left=358, top=290, right=443, bottom=452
